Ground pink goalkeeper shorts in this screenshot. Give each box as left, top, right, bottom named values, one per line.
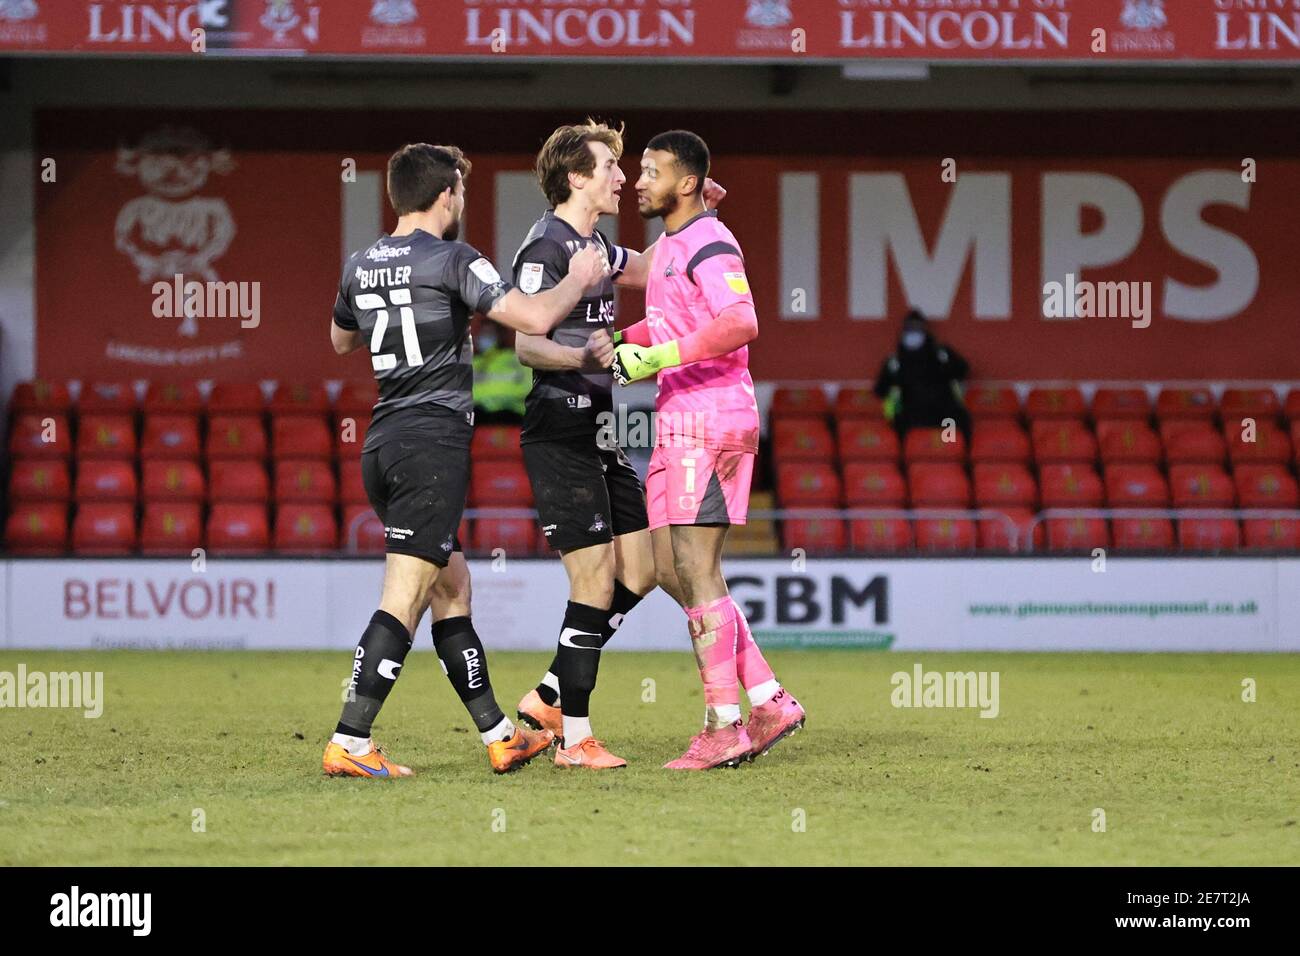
left=645, top=444, right=754, bottom=530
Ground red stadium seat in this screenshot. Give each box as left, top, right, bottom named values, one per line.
left=75, top=459, right=138, bottom=502
left=842, top=462, right=906, bottom=507
left=1162, top=420, right=1225, bottom=465
left=473, top=518, right=538, bottom=555
left=1104, top=464, right=1169, bottom=508
left=209, top=460, right=270, bottom=503
left=1026, top=386, right=1086, bottom=420
left=914, top=518, right=977, bottom=553
left=972, top=462, right=1037, bottom=509
left=76, top=414, right=135, bottom=460
left=340, top=505, right=386, bottom=554
left=141, top=414, right=201, bottom=459
left=275, top=504, right=338, bottom=552
left=9, top=460, right=71, bottom=502
left=1045, top=517, right=1109, bottom=553
left=142, top=460, right=205, bottom=502
left=1178, top=518, right=1240, bottom=552
left=771, top=386, right=829, bottom=417
left=978, top=508, right=1039, bottom=553
left=908, top=463, right=970, bottom=507
left=78, top=381, right=137, bottom=414
left=833, top=387, right=883, bottom=420
left=205, top=414, right=268, bottom=460
left=5, top=502, right=68, bottom=554
left=272, top=415, right=332, bottom=459
left=1169, top=464, right=1235, bottom=509
left=1156, top=386, right=1215, bottom=422
left=1225, top=423, right=1291, bottom=466
left=336, top=380, right=379, bottom=417
left=1286, top=389, right=1300, bottom=423
left=837, top=419, right=900, bottom=462
left=143, top=381, right=203, bottom=415
left=1111, top=517, right=1175, bottom=551
left=471, top=425, right=523, bottom=460
left=781, top=516, right=846, bottom=555
left=1091, top=387, right=1150, bottom=421
left=208, top=382, right=266, bottom=415
left=12, top=380, right=71, bottom=414
left=776, top=463, right=842, bottom=507
left=271, top=382, right=331, bottom=416
left=334, top=414, right=368, bottom=458
left=1234, top=464, right=1299, bottom=509
left=140, top=502, right=203, bottom=555
left=1096, top=419, right=1162, bottom=465
left=275, top=459, right=338, bottom=504
left=903, top=427, right=966, bottom=464
left=72, top=503, right=137, bottom=555
left=1243, top=519, right=1300, bottom=551
left=1220, top=388, right=1279, bottom=423
left=1032, top=420, right=1097, bottom=465
left=339, top=459, right=369, bottom=505
left=964, top=384, right=1020, bottom=421
left=207, top=503, right=270, bottom=554
left=10, top=413, right=73, bottom=460
left=773, top=417, right=836, bottom=461
left=969, top=420, right=1030, bottom=465
left=849, top=517, right=913, bottom=553
left=470, top=461, right=532, bottom=506
left=1038, top=463, right=1104, bottom=508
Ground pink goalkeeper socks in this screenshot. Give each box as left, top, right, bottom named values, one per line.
left=685, top=596, right=741, bottom=726
left=732, top=597, right=777, bottom=694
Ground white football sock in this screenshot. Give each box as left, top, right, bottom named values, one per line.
left=481, top=716, right=515, bottom=746
left=331, top=732, right=372, bottom=756
left=710, top=704, right=742, bottom=728
left=747, top=679, right=781, bottom=708
left=562, top=716, right=593, bottom=748
left=541, top=671, right=561, bottom=704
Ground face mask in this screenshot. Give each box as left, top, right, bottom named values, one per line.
left=902, top=330, right=925, bottom=350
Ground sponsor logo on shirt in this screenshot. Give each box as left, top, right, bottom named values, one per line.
left=366, top=244, right=411, bottom=262
left=724, top=271, right=750, bottom=295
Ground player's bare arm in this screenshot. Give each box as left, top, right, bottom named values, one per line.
left=489, top=244, right=608, bottom=335
left=330, top=321, right=364, bottom=355
left=516, top=327, right=613, bottom=372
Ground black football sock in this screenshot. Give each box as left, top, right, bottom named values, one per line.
left=600, top=579, right=645, bottom=648
left=335, top=610, right=412, bottom=739
left=554, top=601, right=607, bottom=721
left=431, top=616, right=508, bottom=735
left=535, top=662, right=561, bottom=707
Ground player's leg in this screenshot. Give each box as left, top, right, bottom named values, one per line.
left=429, top=550, right=553, bottom=773
left=323, top=444, right=430, bottom=778
left=683, top=448, right=805, bottom=758
left=519, top=437, right=627, bottom=767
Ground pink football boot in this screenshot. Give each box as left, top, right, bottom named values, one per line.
left=746, top=689, right=806, bottom=759
left=664, top=720, right=753, bottom=770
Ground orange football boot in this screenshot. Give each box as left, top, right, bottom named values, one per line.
left=322, top=740, right=413, bottom=778
left=517, top=689, right=563, bottom=737
left=554, top=736, right=628, bottom=770
left=487, top=725, right=554, bottom=774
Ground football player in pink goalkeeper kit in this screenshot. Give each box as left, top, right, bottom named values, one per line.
left=611, top=130, right=806, bottom=770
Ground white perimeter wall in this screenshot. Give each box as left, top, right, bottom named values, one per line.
left=0, top=557, right=1295, bottom=653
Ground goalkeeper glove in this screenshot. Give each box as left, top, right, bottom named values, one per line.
left=611, top=341, right=681, bottom=385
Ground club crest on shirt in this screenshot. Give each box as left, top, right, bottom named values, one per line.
left=520, top=261, right=544, bottom=295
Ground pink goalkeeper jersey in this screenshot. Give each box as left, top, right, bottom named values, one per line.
left=644, top=210, right=760, bottom=453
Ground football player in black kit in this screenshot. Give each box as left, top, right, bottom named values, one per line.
left=512, top=120, right=724, bottom=768
left=323, top=143, right=608, bottom=777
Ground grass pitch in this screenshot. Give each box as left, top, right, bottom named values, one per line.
left=1, top=650, right=1297, bottom=866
